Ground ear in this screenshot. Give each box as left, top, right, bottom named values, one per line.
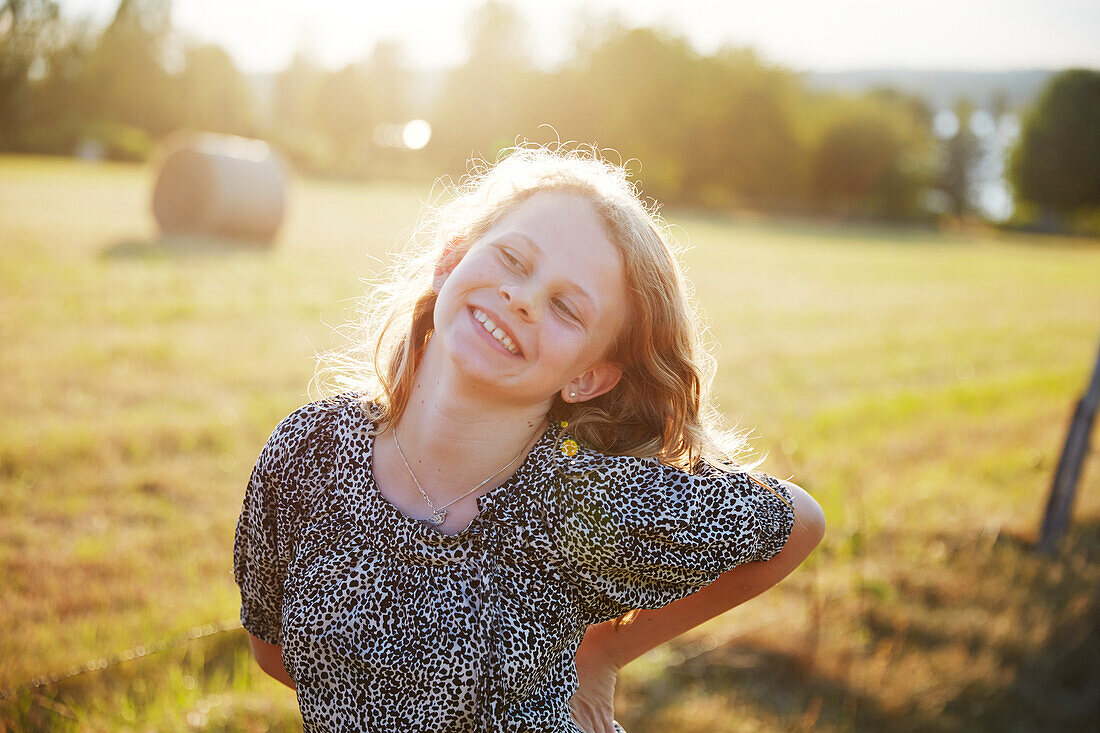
left=435, top=236, right=465, bottom=278
left=562, top=361, right=623, bottom=403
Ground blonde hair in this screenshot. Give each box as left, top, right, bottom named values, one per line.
left=316, top=147, right=781, bottom=634
left=314, top=144, right=759, bottom=473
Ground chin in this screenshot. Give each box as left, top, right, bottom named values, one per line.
left=446, top=341, right=513, bottom=383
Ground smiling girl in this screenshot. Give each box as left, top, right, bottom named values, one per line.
left=233, top=146, right=825, bottom=732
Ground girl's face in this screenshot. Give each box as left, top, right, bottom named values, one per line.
left=432, top=191, right=629, bottom=406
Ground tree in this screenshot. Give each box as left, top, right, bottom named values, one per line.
left=176, top=43, right=254, bottom=135
left=430, top=0, right=532, bottom=174
left=365, top=40, right=409, bottom=123
left=546, top=26, right=705, bottom=201
left=815, top=116, right=900, bottom=203
left=76, top=0, right=174, bottom=138
left=16, top=22, right=94, bottom=154
left=683, top=50, right=805, bottom=209
left=315, top=63, right=373, bottom=173
left=273, top=51, right=321, bottom=134
left=938, top=99, right=981, bottom=216
left=0, top=0, right=61, bottom=146
left=268, top=51, right=332, bottom=171
left=812, top=99, right=932, bottom=220
left=1009, top=69, right=1100, bottom=219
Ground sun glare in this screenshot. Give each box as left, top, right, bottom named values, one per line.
left=402, top=120, right=432, bottom=151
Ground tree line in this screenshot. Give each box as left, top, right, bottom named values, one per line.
left=2, top=0, right=1097, bottom=229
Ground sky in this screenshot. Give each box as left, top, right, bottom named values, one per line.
left=56, top=0, right=1100, bottom=74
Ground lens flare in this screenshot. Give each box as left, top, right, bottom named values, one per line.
left=402, top=120, right=431, bottom=150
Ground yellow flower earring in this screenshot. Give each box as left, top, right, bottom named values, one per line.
left=558, top=405, right=578, bottom=457
left=561, top=390, right=580, bottom=455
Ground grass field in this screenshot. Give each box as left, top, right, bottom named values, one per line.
left=1, top=153, right=1099, bottom=731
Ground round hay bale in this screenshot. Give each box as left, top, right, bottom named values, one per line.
left=152, top=133, right=287, bottom=243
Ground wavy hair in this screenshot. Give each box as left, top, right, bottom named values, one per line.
left=313, top=144, right=759, bottom=474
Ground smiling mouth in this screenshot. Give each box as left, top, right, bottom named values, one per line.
left=471, top=307, right=521, bottom=356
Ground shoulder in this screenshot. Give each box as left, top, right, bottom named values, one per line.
left=546, top=439, right=793, bottom=536
left=553, top=439, right=770, bottom=501
left=537, top=440, right=798, bottom=604
left=272, top=392, right=365, bottom=436
left=258, top=393, right=370, bottom=475
left=550, top=433, right=664, bottom=485
left=545, top=441, right=686, bottom=524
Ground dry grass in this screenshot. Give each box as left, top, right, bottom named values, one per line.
left=1, top=154, right=1099, bottom=731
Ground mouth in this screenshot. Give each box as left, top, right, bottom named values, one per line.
left=470, top=307, right=523, bottom=357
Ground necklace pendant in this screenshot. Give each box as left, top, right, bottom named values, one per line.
left=427, top=508, right=447, bottom=526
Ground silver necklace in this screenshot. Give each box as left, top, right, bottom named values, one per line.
left=391, top=426, right=537, bottom=527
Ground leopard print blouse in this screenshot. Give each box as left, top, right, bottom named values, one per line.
left=233, top=394, right=794, bottom=732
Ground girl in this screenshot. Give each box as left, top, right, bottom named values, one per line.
left=233, top=146, right=825, bottom=732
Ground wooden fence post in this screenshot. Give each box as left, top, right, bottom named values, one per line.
left=1037, top=338, right=1100, bottom=554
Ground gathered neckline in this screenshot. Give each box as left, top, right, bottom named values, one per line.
left=355, top=406, right=559, bottom=541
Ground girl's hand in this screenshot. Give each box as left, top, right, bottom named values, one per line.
left=569, top=648, right=619, bottom=733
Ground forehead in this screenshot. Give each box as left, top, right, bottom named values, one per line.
left=485, top=191, right=620, bottom=268
left=489, top=190, right=608, bottom=241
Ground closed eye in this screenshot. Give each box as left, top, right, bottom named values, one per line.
left=498, top=247, right=525, bottom=271
left=552, top=297, right=579, bottom=323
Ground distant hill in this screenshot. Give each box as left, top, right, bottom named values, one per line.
left=803, top=69, right=1056, bottom=110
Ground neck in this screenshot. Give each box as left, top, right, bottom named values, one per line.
left=382, top=339, right=550, bottom=499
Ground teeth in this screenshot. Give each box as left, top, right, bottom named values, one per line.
left=472, top=308, right=519, bottom=354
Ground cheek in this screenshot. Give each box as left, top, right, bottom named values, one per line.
left=457, top=250, right=500, bottom=277
left=436, top=262, right=481, bottom=310
left=589, top=308, right=627, bottom=363
left=557, top=326, right=608, bottom=369
left=432, top=287, right=453, bottom=324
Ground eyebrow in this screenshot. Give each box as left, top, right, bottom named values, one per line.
left=503, top=231, right=597, bottom=315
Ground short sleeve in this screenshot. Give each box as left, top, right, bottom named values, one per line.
left=232, top=408, right=312, bottom=645
left=541, top=455, right=795, bottom=622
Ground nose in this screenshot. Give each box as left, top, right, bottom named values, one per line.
left=500, top=281, right=537, bottom=321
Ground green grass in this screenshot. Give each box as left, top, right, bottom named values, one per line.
left=2, top=153, right=1099, bottom=731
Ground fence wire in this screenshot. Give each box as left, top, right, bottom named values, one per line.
left=0, top=618, right=242, bottom=702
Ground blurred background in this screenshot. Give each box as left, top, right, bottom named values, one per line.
left=1, top=1, right=1099, bottom=730
left=2, top=0, right=1099, bottom=229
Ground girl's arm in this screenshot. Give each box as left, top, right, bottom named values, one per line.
left=247, top=632, right=296, bottom=691
left=570, top=482, right=824, bottom=732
